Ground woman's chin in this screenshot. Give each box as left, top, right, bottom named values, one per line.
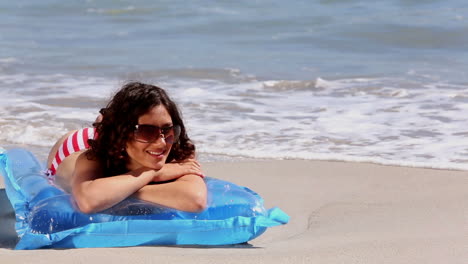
left=146, top=159, right=167, bottom=170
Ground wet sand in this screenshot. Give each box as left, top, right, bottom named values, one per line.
left=1, top=160, right=467, bottom=263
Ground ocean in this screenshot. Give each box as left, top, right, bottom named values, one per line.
left=1, top=0, right=468, bottom=170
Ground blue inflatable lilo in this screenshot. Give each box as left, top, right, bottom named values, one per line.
left=0, top=148, right=288, bottom=250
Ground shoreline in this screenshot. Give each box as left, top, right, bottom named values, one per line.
left=1, top=159, right=467, bottom=263
left=3, top=143, right=468, bottom=172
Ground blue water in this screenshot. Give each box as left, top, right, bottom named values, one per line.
left=3, top=1, right=467, bottom=79
left=1, top=0, right=468, bottom=169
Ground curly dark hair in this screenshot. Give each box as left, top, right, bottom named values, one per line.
left=87, top=82, right=195, bottom=176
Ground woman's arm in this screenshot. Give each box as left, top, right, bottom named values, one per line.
left=153, top=159, right=204, bottom=182
left=71, top=153, right=156, bottom=213
left=132, top=174, right=207, bottom=212
left=71, top=153, right=206, bottom=214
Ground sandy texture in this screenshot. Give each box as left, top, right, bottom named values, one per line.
left=1, top=160, right=467, bottom=263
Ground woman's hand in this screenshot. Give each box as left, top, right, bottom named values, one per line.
left=153, top=159, right=204, bottom=182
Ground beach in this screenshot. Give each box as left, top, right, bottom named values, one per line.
left=1, top=1, right=468, bottom=262
left=1, top=160, right=467, bottom=263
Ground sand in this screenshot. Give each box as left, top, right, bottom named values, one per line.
left=0, top=160, right=467, bottom=263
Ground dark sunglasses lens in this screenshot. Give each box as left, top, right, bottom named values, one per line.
left=135, top=125, right=159, bottom=142
left=135, top=125, right=180, bottom=143
left=162, top=125, right=180, bottom=144
left=171, top=125, right=181, bottom=143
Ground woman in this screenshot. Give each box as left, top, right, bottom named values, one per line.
left=46, top=82, right=207, bottom=214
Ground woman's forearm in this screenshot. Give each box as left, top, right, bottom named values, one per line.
left=132, top=175, right=207, bottom=212
left=72, top=166, right=156, bottom=214
left=152, top=160, right=204, bottom=183
left=72, top=153, right=205, bottom=214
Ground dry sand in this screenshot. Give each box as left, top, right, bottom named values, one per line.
left=1, top=160, right=467, bottom=263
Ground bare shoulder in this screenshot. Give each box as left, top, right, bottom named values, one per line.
left=73, top=151, right=103, bottom=183
left=53, top=150, right=85, bottom=192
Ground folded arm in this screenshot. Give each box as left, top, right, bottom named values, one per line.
left=71, top=152, right=206, bottom=214
left=132, top=174, right=207, bottom=212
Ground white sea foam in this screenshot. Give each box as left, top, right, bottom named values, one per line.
left=0, top=57, right=18, bottom=63
left=1, top=72, right=468, bottom=171
left=87, top=6, right=137, bottom=15
left=0, top=73, right=114, bottom=148
left=169, top=75, right=468, bottom=170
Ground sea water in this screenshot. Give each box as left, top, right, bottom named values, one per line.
left=1, top=0, right=468, bottom=170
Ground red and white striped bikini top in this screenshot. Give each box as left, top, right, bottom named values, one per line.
left=49, top=127, right=96, bottom=175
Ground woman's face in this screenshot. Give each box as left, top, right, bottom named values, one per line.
left=125, top=105, right=174, bottom=171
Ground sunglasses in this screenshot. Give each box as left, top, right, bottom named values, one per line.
left=134, top=124, right=181, bottom=144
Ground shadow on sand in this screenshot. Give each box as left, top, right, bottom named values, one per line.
left=0, top=189, right=18, bottom=249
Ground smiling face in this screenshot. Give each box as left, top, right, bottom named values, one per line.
left=125, top=105, right=174, bottom=171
